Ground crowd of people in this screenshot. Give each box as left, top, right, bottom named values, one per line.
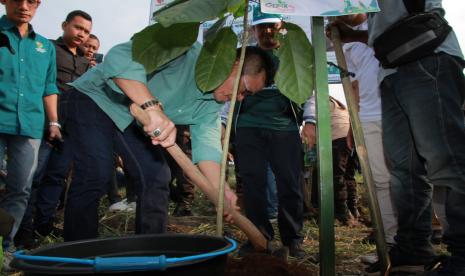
left=0, top=0, right=464, bottom=275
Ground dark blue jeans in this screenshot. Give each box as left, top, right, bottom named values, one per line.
left=63, top=90, right=170, bottom=241
left=33, top=134, right=72, bottom=232
left=381, top=54, right=465, bottom=262
left=235, top=127, right=303, bottom=246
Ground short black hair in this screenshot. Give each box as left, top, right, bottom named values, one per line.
left=65, top=10, right=92, bottom=23
left=237, top=46, right=276, bottom=87
left=89, top=34, right=99, bottom=41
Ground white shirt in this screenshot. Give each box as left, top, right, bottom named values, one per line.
left=344, top=42, right=382, bottom=122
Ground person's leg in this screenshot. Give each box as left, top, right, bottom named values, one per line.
left=115, top=122, right=171, bottom=234
left=362, top=120, right=398, bottom=245
left=394, top=54, right=465, bottom=270
left=265, top=164, right=278, bottom=219
left=15, top=140, right=52, bottom=247
left=107, top=169, right=123, bottom=205
left=331, top=138, right=351, bottom=223
left=63, top=91, right=115, bottom=242
left=0, top=135, right=40, bottom=246
left=121, top=167, right=137, bottom=203
left=33, top=139, right=72, bottom=236
left=381, top=72, right=435, bottom=264
left=432, top=186, right=448, bottom=234
left=441, top=190, right=465, bottom=274
left=171, top=125, right=194, bottom=216
left=268, top=130, right=304, bottom=247
left=235, top=128, right=274, bottom=241
left=345, top=152, right=359, bottom=219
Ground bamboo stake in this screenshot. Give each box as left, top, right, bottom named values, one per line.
left=216, top=0, right=250, bottom=237
left=330, top=24, right=391, bottom=275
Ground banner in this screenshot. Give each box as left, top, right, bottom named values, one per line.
left=261, top=0, right=379, bottom=16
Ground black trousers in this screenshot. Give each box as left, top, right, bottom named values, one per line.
left=235, top=127, right=303, bottom=246
left=166, top=125, right=195, bottom=205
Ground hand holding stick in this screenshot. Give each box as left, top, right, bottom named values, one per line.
left=129, top=104, right=268, bottom=251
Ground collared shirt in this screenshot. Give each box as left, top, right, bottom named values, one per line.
left=235, top=50, right=301, bottom=131
left=53, top=37, right=89, bottom=93
left=0, top=15, right=59, bottom=139
left=70, top=41, right=222, bottom=164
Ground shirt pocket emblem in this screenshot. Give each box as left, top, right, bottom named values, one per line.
left=35, top=41, right=47, bottom=53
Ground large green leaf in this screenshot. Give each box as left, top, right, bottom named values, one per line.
left=132, top=23, right=200, bottom=74
left=154, top=0, right=229, bottom=27
left=204, top=16, right=228, bottom=43
left=152, top=0, right=189, bottom=16
left=275, top=23, right=314, bottom=105
left=195, top=27, right=238, bottom=92
left=227, top=0, right=246, bottom=18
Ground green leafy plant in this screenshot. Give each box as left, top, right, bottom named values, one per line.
left=132, top=22, right=200, bottom=73
left=132, top=0, right=315, bottom=103
left=195, top=27, right=238, bottom=92
left=275, top=23, right=314, bottom=104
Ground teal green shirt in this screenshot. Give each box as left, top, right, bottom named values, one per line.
left=236, top=50, right=300, bottom=131
left=236, top=86, right=300, bottom=131
left=70, top=41, right=223, bottom=164
left=0, top=16, right=59, bottom=139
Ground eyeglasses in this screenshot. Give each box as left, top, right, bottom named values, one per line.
left=11, top=0, right=40, bottom=7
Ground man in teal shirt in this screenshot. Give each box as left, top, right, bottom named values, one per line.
left=62, top=40, right=271, bottom=241
left=0, top=0, right=60, bottom=253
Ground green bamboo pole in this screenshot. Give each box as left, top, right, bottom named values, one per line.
left=216, top=0, right=250, bottom=237
left=330, top=25, right=391, bottom=275
left=311, top=17, right=335, bottom=276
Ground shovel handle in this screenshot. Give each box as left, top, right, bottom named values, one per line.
left=129, top=104, right=267, bottom=251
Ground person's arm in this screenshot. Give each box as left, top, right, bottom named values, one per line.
left=43, top=42, right=61, bottom=141
left=301, top=96, right=317, bottom=149
left=43, top=94, right=62, bottom=141
left=190, top=114, right=238, bottom=222
left=113, top=78, right=176, bottom=147
left=326, top=20, right=369, bottom=44
left=198, top=160, right=238, bottom=222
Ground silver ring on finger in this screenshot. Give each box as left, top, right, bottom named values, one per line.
left=152, top=128, right=162, bottom=137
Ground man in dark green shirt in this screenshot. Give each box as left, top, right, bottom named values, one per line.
left=235, top=6, right=305, bottom=259
left=0, top=0, right=60, bottom=253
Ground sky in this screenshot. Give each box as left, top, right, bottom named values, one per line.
left=1, top=0, right=464, bottom=55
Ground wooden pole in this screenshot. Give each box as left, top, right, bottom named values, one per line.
left=330, top=25, right=391, bottom=275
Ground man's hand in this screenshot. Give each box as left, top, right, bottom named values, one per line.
left=144, top=106, right=176, bottom=148
left=48, top=125, right=62, bottom=142
left=89, top=58, right=97, bottom=67
left=301, top=123, right=317, bottom=150
left=325, top=19, right=368, bottom=44
left=223, top=186, right=239, bottom=223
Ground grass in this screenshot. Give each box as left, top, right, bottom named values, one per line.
left=1, top=168, right=448, bottom=275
